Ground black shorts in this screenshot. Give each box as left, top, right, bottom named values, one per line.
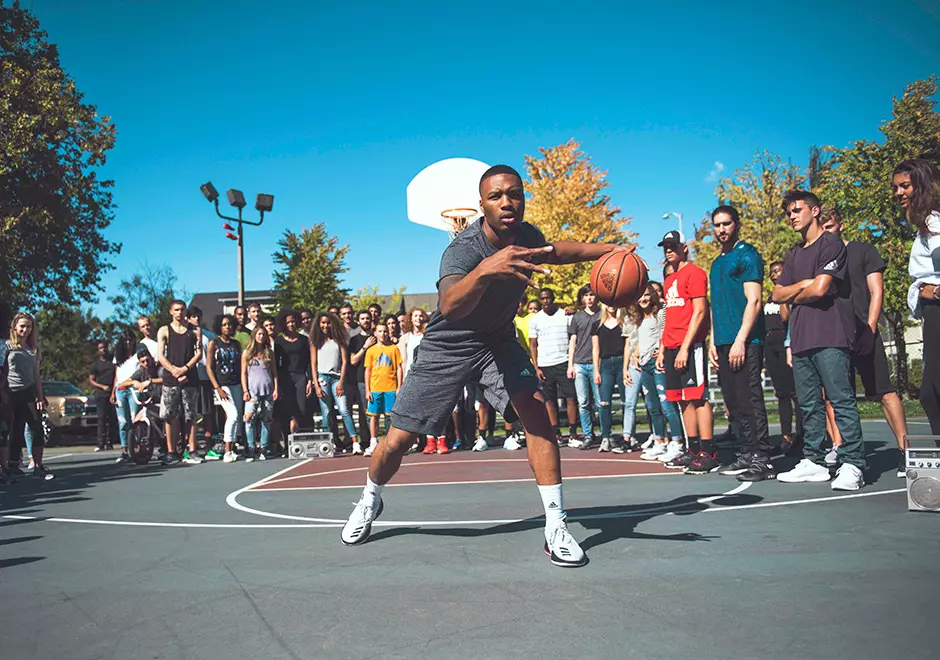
left=540, top=362, right=576, bottom=400
left=852, top=331, right=895, bottom=397
left=391, top=336, right=540, bottom=436
left=664, top=343, right=708, bottom=402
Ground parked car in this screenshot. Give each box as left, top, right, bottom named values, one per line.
left=41, top=381, right=98, bottom=445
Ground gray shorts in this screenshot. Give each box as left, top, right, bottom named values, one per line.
left=160, top=385, right=199, bottom=422
left=391, top=336, right=540, bottom=436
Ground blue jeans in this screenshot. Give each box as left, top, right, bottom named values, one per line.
left=245, top=394, right=274, bottom=449
left=792, top=347, right=865, bottom=469
left=115, top=388, right=141, bottom=449
left=573, top=363, right=601, bottom=438
left=621, top=363, right=644, bottom=439
left=318, top=373, right=357, bottom=439
left=639, top=360, right=683, bottom=440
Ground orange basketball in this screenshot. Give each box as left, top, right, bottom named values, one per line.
left=590, top=251, right=648, bottom=308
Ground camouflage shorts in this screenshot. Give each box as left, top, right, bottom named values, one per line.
left=160, top=386, right=198, bottom=423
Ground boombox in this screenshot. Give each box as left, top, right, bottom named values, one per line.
left=904, top=436, right=940, bottom=513
left=288, top=431, right=335, bottom=460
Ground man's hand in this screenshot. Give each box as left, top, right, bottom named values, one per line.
left=535, top=367, right=545, bottom=382
left=593, top=372, right=601, bottom=386
left=566, top=365, right=575, bottom=380
left=366, top=390, right=373, bottom=403
left=364, top=335, right=377, bottom=349
left=36, top=397, right=47, bottom=412
left=674, top=346, right=689, bottom=372
left=786, top=347, right=792, bottom=368
left=475, top=245, right=554, bottom=288
left=729, top=339, right=746, bottom=372
left=272, top=388, right=279, bottom=401
left=708, top=343, right=719, bottom=370
left=305, top=380, right=313, bottom=397
left=655, top=350, right=665, bottom=373
left=336, top=381, right=344, bottom=397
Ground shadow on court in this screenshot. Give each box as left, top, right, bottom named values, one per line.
left=368, top=490, right=762, bottom=552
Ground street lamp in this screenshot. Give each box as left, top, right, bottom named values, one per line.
left=662, top=211, right=684, bottom=239
left=200, top=181, right=274, bottom=306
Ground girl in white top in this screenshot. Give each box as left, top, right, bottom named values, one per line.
left=893, top=159, right=940, bottom=435
left=400, top=308, right=429, bottom=377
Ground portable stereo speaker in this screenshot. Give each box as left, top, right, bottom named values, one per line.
left=904, top=436, right=940, bottom=513
left=288, top=431, right=335, bottom=460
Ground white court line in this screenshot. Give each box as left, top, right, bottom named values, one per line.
left=257, top=457, right=667, bottom=488
left=697, top=481, right=751, bottom=503
left=42, top=454, right=75, bottom=462
left=255, top=471, right=682, bottom=492
left=704, top=487, right=906, bottom=512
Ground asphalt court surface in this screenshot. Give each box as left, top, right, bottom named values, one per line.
left=1, top=420, right=937, bottom=660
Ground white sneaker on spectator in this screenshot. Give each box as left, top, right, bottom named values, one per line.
left=503, top=434, right=523, bottom=451
left=223, top=451, right=237, bottom=463
left=824, top=447, right=839, bottom=466
left=657, top=440, right=685, bottom=463
left=363, top=440, right=379, bottom=457
left=776, top=458, right=831, bottom=483
left=641, top=442, right=668, bottom=460
left=641, top=436, right=658, bottom=450
left=351, top=441, right=363, bottom=455
left=598, top=438, right=612, bottom=453
left=543, top=520, right=587, bottom=568
left=472, top=436, right=489, bottom=452
left=831, top=463, right=864, bottom=491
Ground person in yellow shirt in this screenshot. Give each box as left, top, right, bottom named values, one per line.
left=363, top=323, right=403, bottom=456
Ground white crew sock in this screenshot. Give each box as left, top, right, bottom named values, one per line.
left=362, top=475, right=384, bottom=507
left=370, top=437, right=378, bottom=443
left=538, top=483, right=566, bottom=531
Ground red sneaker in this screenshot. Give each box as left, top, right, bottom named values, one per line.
left=422, top=436, right=437, bottom=454
left=436, top=436, right=450, bottom=454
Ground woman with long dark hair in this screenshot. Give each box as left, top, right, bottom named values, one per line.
left=3, top=312, right=53, bottom=479
left=207, top=314, right=244, bottom=462
left=894, top=158, right=940, bottom=435
left=383, top=314, right=401, bottom=344
left=241, top=325, right=279, bottom=459
left=311, top=312, right=357, bottom=448
left=274, top=309, right=312, bottom=439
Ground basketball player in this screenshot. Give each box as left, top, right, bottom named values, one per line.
left=340, top=165, right=633, bottom=567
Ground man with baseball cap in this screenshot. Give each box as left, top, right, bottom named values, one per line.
left=653, top=230, right=714, bottom=472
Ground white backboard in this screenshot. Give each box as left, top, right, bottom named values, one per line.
left=406, top=158, right=491, bottom=232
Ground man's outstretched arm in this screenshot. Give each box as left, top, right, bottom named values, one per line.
left=542, top=241, right=633, bottom=266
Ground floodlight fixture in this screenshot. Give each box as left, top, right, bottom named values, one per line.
left=227, top=188, right=247, bottom=209
left=200, top=181, right=219, bottom=203
left=662, top=213, right=670, bottom=220
left=255, top=193, right=274, bottom=213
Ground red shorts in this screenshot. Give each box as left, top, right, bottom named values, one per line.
left=664, top=343, right=708, bottom=402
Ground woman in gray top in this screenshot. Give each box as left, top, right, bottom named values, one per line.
left=311, top=313, right=357, bottom=447
left=3, top=312, right=53, bottom=479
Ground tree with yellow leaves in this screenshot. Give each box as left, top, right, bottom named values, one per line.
left=524, top=140, right=634, bottom=304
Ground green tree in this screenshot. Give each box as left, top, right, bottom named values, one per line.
left=524, top=139, right=635, bottom=303
left=1, top=2, right=120, bottom=308
left=272, top=224, right=350, bottom=311
left=691, top=150, right=805, bottom=293
left=818, top=77, right=940, bottom=396
left=347, top=285, right=383, bottom=311
left=109, top=263, right=183, bottom=327
left=35, top=305, right=117, bottom=392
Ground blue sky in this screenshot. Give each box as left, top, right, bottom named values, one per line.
left=28, top=0, right=940, bottom=316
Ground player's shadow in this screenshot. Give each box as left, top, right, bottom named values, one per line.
left=368, top=491, right=762, bottom=550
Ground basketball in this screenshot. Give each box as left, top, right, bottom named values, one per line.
left=590, top=251, right=648, bottom=308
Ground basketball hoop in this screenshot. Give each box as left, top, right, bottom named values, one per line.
left=441, top=207, right=479, bottom=240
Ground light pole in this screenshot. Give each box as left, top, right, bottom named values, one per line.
left=200, top=182, right=274, bottom=307
left=662, top=211, right=684, bottom=238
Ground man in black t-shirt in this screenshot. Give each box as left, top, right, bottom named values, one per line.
left=773, top=191, right=864, bottom=492
left=347, top=310, right=375, bottom=453
left=762, top=261, right=802, bottom=452
left=89, top=340, right=118, bottom=451
left=821, top=208, right=908, bottom=477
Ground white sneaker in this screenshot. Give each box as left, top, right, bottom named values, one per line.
left=568, top=437, right=587, bottom=449
left=641, top=442, right=668, bottom=460
left=472, top=436, right=489, bottom=452
left=776, top=458, right=831, bottom=483
left=831, top=463, right=864, bottom=491
left=223, top=451, right=237, bottom=463
left=825, top=447, right=839, bottom=467
left=27, top=459, right=35, bottom=471
left=503, top=434, right=523, bottom=451
left=598, top=438, right=612, bottom=453
left=340, top=497, right=384, bottom=546
left=657, top=440, right=685, bottom=463
left=543, top=520, right=587, bottom=568
left=351, top=441, right=363, bottom=455
left=640, top=436, right=657, bottom=450
left=363, top=440, right=379, bottom=457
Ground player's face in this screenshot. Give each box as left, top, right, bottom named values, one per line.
left=527, top=301, right=540, bottom=315
left=821, top=218, right=842, bottom=237
left=358, top=313, right=373, bottom=332
left=786, top=201, right=818, bottom=233
left=662, top=244, right=684, bottom=268
left=712, top=212, right=738, bottom=246
left=770, top=263, right=784, bottom=285
left=480, top=174, right=525, bottom=233
left=891, top=172, right=913, bottom=210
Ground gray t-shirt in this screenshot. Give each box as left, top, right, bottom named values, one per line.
left=568, top=309, right=600, bottom=364
left=316, top=338, right=342, bottom=376
left=3, top=341, right=37, bottom=391
left=426, top=218, right=548, bottom=349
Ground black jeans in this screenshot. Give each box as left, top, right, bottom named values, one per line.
left=9, top=388, right=43, bottom=464
left=921, top=300, right=940, bottom=436
left=764, top=334, right=802, bottom=437
left=717, top=343, right=771, bottom=457
left=95, top=394, right=118, bottom=449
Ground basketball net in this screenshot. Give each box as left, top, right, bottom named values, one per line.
left=441, top=208, right=479, bottom=241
